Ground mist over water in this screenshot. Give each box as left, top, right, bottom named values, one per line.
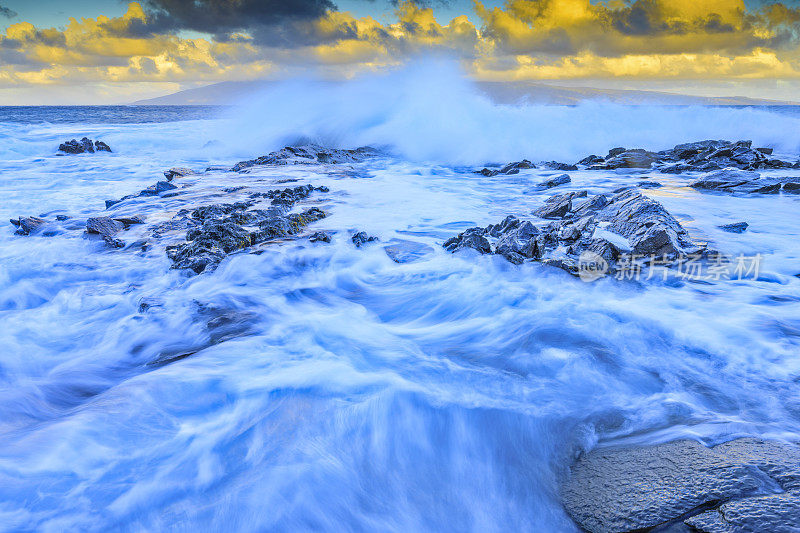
left=221, top=61, right=800, bottom=164
left=0, top=65, right=799, bottom=531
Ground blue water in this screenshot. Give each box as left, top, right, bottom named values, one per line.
left=1, top=91, right=800, bottom=531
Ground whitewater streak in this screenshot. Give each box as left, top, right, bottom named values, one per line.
left=0, top=67, right=799, bottom=531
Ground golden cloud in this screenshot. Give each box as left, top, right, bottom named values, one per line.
left=1, top=0, right=800, bottom=97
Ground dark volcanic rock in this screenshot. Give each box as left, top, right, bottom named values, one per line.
left=163, top=167, right=197, bottom=180
left=540, top=161, right=578, bottom=171
left=538, top=173, right=571, bottom=189
left=718, top=221, right=749, bottom=233
left=86, top=216, right=124, bottom=237
left=309, top=231, right=332, bottom=243
left=532, top=191, right=587, bottom=219
left=578, top=139, right=797, bottom=174
left=444, top=188, right=695, bottom=277
left=443, top=227, right=491, bottom=255
left=637, top=180, right=662, bottom=189
left=591, top=149, right=658, bottom=170
left=560, top=438, right=800, bottom=533
left=476, top=159, right=535, bottom=177
left=10, top=216, right=48, bottom=235
left=578, top=155, right=604, bottom=166
left=166, top=185, right=329, bottom=273
left=690, top=170, right=798, bottom=194
left=351, top=231, right=379, bottom=247
left=58, top=137, right=111, bottom=154
left=232, top=144, right=378, bottom=172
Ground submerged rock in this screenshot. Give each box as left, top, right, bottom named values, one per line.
left=560, top=437, right=800, bottom=533
left=718, top=221, right=749, bottom=233
left=232, top=144, right=378, bottom=172
left=58, top=137, right=112, bottom=154
left=476, top=159, right=535, bottom=177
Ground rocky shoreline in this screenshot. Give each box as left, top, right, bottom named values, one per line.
left=9, top=140, right=800, bottom=531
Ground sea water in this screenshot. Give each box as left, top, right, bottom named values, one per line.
left=1, top=67, right=800, bottom=531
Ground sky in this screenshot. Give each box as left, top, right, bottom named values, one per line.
left=2, top=0, right=800, bottom=104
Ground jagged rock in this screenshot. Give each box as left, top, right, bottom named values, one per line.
left=58, top=137, right=111, bottom=154
left=94, top=141, right=112, bottom=152
left=578, top=140, right=796, bottom=174
left=533, top=191, right=587, bottom=219
left=10, top=216, right=48, bottom=235
left=691, top=170, right=797, bottom=194
left=718, top=222, right=749, bottom=233
left=591, top=149, right=658, bottom=170
left=476, top=159, right=534, bottom=177
left=113, top=216, right=145, bottom=227
left=607, top=147, right=626, bottom=158
left=540, top=161, right=578, bottom=171
left=309, top=231, right=332, bottom=243
left=637, top=180, right=662, bottom=189
left=351, top=232, right=379, bottom=247
left=86, top=217, right=124, bottom=238
left=164, top=167, right=197, bottom=180
left=560, top=438, right=800, bottom=533
left=156, top=181, right=177, bottom=194
left=443, top=227, right=491, bottom=255
left=538, top=173, right=571, bottom=188
left=164, top=185, right=329, bottom=273
left=444, top=189, right=694, bottom=277
left=578, top=155, right=604, bottom=166
left=232, top=144, right=378, bottom=172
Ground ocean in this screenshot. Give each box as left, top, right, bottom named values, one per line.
left=1, top=73, right=800, bottom=531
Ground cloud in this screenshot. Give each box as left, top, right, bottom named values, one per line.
left=3, top=0, right=800, bottom=103
left=0, top=5, right=17, bottom=19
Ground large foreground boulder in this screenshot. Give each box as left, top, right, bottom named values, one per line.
left=560, top=437, right=800, bottom=533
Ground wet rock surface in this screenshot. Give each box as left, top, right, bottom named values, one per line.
left=690, top=170, right=800, bottom=195
left=231, top=144, right=378, bottom=172
left=166, top=185, right=329, bottom=273
left=352, top=231, right=379, bottom=247
left=58, top=137, right=112, bottom=154
left=573, top=139, right=800, bottom=172
left=719, top=221, right=749, bottom=233
left=560, top=437, right=800, bottom=533
left=444, top=188, right=696, bottom=276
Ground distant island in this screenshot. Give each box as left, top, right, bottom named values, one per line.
left=134, top=80, right=798, bottom=107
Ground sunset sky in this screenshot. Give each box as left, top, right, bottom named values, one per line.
left=2, top=0, right=800, bottom=104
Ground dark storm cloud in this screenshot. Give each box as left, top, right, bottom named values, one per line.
left=0, top=4, right=18, bottom=19
left=139, top=0, right=336, bottom=43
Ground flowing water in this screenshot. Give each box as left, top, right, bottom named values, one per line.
left=1, top=69, right=800, bottom=531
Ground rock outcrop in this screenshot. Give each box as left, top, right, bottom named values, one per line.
left=166, top=185, right=329, bottom=273
left=690, top=169, right=800, bottom=194
left=58, top=137, right=112, bottom=154
left=560, top=437, right=800, bottom=533
left=231, top=144, right=378, bottom=172
left=575, top=140, right=799, bottom=172
left=443, top=188, right=696, bottom=276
